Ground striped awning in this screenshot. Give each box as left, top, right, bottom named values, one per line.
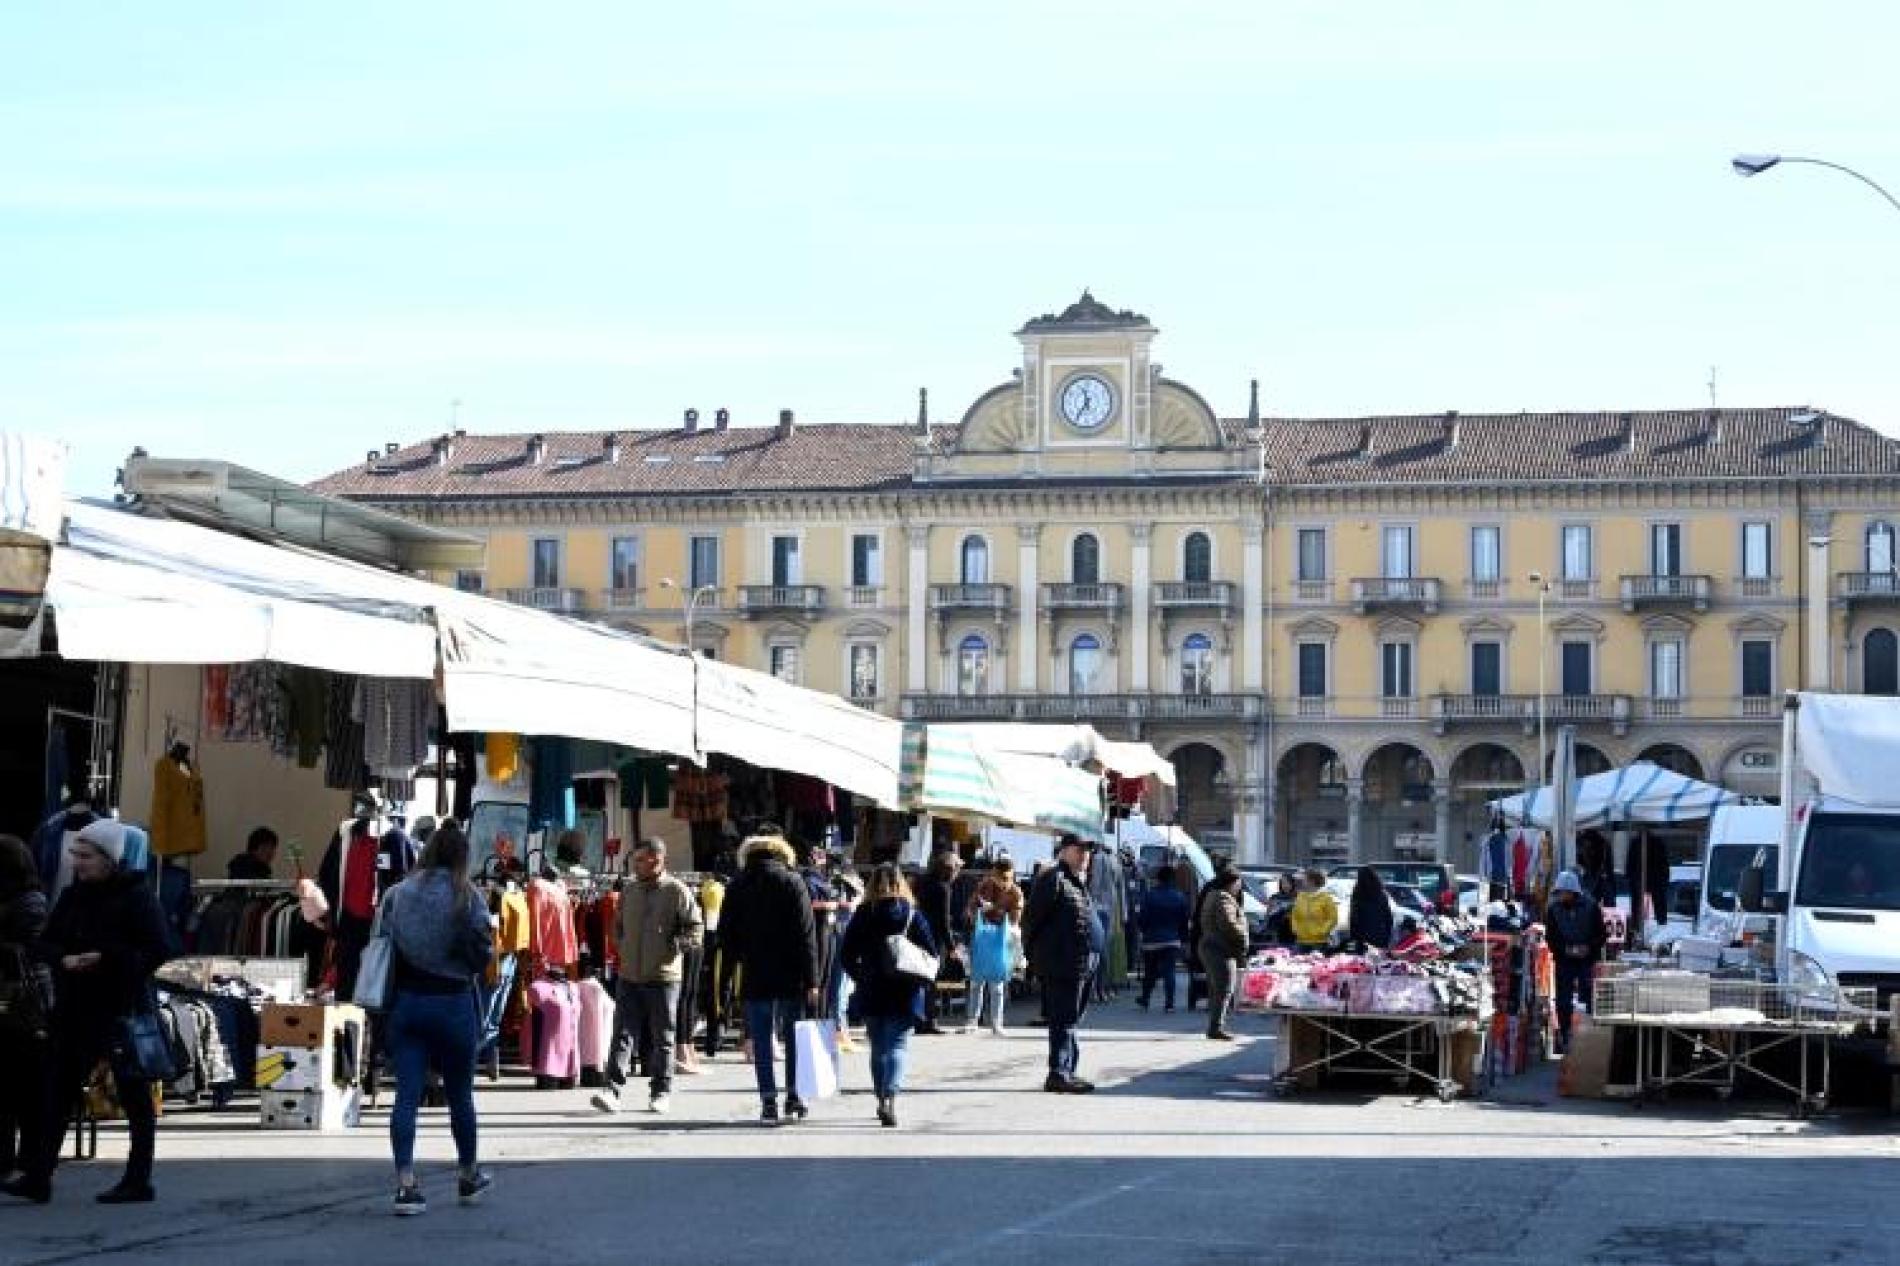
left=901, top=723, right=1105, bottom=842
left=1490, top=761, right=1738, bottom=830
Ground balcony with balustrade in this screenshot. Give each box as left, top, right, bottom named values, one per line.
left=1041, top=582, right=1126, bottom=614
left=927, top=583, right=1012, bottom=618
left=1839, top=572, right=1900, bottom=606
left=1349, top=576, right=1441, bottom=616
left=737, top=585, right=826, bottom=618
left=1431, top=692, right=1630, bottom=735
left=500, top=587, right=590, bottom=614
left=1619, top=574, right=1713, bottom=613
left=901, top=691, right=1265, bottom=724
left=1154, top=581, right=1238, bottom=615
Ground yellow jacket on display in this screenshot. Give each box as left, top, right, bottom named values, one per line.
left=149, top=757, right=207, bottom=858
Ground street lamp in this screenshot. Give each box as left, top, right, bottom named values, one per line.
left=1731, top=153, right=1900, bottom=215
left=1527, top=571, right=1551, bottom=789
left=660, top=578, right=719, bottom=756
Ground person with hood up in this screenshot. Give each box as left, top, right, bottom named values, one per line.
left=1195, top=865, right=1249, bottom=1041
left=839, top=863, right=938, bottom=1128
left=1348, top=866, right=1395, bottom=953
left=1290, top=869, right=1339, bottom=953
left=6, top=820, right=168, bottom=1205
left=1544, top=870, right=1608, bottom=1052
left=718, top=833, right=820, bottom=1125
left=1135, top=865, right=1190, bottom=1012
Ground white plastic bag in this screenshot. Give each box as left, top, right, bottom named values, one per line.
left=792, top=1018, right=841, bottom=1102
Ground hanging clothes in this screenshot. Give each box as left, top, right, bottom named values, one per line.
left=283, top=668, right=329, bottom=769
left=486, top=733, right=521, bottom=783
left=360, top=678, right=433, bottom=778
left=526, top=876, right=579, bottom=970
left=671, top=766, right=729, bottom=824
left=149, top=755, right=208, bottom=858
left=529, top=738, right=576, bottom=832
left=324, top=675, right=366, bottom=791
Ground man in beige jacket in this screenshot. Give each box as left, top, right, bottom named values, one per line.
left=592, top=839, right=703, bottom=1115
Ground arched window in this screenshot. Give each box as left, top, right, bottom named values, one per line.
left=956, top=634, right=990, bottom=696
left=1180, top=632, right=1214, bottom=696
left=1868, top=522, right=1896, bottom=577
left=959, top=535, right=989, bottom=585
left=1183, top=531, right=1212, bottom=584
left=1069, top=633, right=1103, bottom=695
left=1072, top=533, right=1100, bottom=585
left=1866, top=628, right=1899, bottom=696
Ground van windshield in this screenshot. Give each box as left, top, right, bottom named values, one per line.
left=1707, top=844, right=1780, bottom=909
left=1798, top=813, right=1900, bottom=912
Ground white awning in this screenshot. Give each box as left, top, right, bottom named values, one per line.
left=48, top=500, right=439, bottom=678
left=1489, top=761, right=1738, bottom=830
left=697, top=659, right=904, bottom=807
left=930, top=722, right=1177, bottom=787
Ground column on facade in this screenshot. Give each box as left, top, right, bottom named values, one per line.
left=1805, top=512, right=1833, bottom=691
left=1016, top=524, right=1040, bottom=692
left=1241, top=518, right=1264, bottom=691
left=906, top=525, right=929, bottom=694
left=1345, top=777, right=1365, bottom=866
left=1433, top=779, right=1454, bottom=864
left=1130, top=521, right=1152, bottom=692
left=1236, top=734, right=1268, bottom=865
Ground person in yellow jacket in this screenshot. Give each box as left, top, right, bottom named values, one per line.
left=1290, top=869, right=1339, bottom=952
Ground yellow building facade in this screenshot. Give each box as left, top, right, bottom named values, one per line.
left=315, top=295, right=1900, bottom=868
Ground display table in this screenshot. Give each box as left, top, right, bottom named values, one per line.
left=1591, top=975, right=1879, bottom=1116
left=1269, top=1008, right=1486, bottom=1102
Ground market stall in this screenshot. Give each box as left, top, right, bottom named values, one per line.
left=1589, top=969, right=1880, bottom=1116
left=1241, top=947, right=1493, bottom=1101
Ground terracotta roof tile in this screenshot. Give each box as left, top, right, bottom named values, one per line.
left=310, top=408, right=1898, bottom=501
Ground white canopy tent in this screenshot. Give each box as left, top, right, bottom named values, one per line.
left=1488, top=761, right=1738, bottom=831
left=930, top=722, right=1177, bottom=786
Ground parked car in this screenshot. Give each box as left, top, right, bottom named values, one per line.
left=1330, top=861, right=1458, bottom=913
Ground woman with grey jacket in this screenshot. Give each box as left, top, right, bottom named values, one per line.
left=379, top=823, right=495, bottom=1216
left=1196, top=866, right=1249, bottom=1042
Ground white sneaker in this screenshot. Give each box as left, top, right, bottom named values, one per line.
left=990, top=1025, right=1006, bottom=1038
left=590, top=1089, right=621, bottom=1115
left=649, top=1093, right=671, bottom=1115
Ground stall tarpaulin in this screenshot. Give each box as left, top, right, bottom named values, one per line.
left=931, top=722, right=1177, bottom=787
left=48, top=500, right=438, bottom=678
left=1792, top=691, right=1900, bottom=808
left=0, top=433, right=65, bottom=657
left=900, top=724, right=1105, bottom=842
left=437, top=602, right=697, bottom=760
left=695, top=657, right=903, bottom=807
left=1488, top=760, right=1738, bottom=832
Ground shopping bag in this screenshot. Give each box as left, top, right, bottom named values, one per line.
left=880, top=910, right=940, bottom=987
left=971, top=919, right=1013, bottom=984
left=352, top=899, right=395, bottom=1013
left=792, top=1018, right=841, bottom=1102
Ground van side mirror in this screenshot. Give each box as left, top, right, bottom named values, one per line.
left=1738, top=866, right=1765, bottom=913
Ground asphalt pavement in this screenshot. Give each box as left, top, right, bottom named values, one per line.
left=2, top=997, right=1895, bottom=1266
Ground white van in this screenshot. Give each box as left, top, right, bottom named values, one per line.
left=1697, top=804, right=1781, bottom=942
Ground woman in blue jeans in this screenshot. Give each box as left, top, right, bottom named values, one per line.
left=839, top=864, right=937, bottom=1129
left=377, top=823, right=496, bottom=1216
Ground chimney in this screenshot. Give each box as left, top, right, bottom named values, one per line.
left=385, top=442, right=399, bottom=456
left=777, top=408, right=795, bottom=439
left=684, top=408, right=700, bottom=433
left=1709, top=409, right=1724, bottom=445
left=603, top=433, right=621, bottom=464
left=1247, top=379, right=1261, bottom=430
left=1444, top=409, right=1460, bottom=452
left=433, top=435, right=454, bottom=468
left=916, top=387, right=930, bottom=433
left=526, top=434, right=546, bottom=465
left=366, top=449, right=380, bottom=466
left=715, top=407, right=730, bottom=431
left=1621, top=413, right=1637, bottom=456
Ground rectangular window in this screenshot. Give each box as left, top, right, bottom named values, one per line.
left=1562, top=525, right=1592, bottom=582
left=1741, top=640, right=1773, bottom=697
left=851, top=534, right=882, bottom=587
left=1651, top=523, right=1683, bottom=577
left=610, top=537, right=640, bottom=592
left=1470, top=641, right=1502, bottom=696
left=531, top=538, right=562, bottom=589
left=1381, top=526, right=1414, bottom=579
left=769, top=645, right=800, bottom=684
left=454, top=570, right=484, bottom=594
left=688, top=536, right=720, bottom=589
left=1380, top=641, right=1414, bottom=699
left=1470, top=526, right=1501, bottom=583
left=1297, top=643, right=1327, bottom=698
left=771, top=535, right=801, bottom=586
left=849, top=645, right=880, bottom=700
left=1742, top=522, right=1771, bottom=579
left=1296, top=529, right=1327, bottom=583
left=957, top=640, right=990, bottom=696
left=1650, top=640, right=1683, bottom=699
left=1561, top=641, right=1593, bottom=696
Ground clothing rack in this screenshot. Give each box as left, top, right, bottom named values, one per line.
left=46, top=703, right=116, bottom=800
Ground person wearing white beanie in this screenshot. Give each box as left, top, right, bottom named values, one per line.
left=73, top=820, right=128, bottom=870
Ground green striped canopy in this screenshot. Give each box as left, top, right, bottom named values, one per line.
left=901, top=723, right=1104, bottom=842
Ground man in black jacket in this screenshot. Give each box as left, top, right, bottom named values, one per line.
left=1545, top=870, right=1608, bottom=1053
left=719, top=833, right=820, bottom=1125
left=1021, top=835, right=1099, bottom=1094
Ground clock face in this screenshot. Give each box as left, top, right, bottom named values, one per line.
left=1059, top=374, right=1116, bottom=431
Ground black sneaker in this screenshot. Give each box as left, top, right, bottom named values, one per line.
left=877, top=1097, right=897, bottom=1128
left=457, top=1169, right=493, bottom=1206
left=1043, top=1073, right=1072, bottom=1093
left=1066, top=1077, right=1097, bottom=1094
left=392, top=1185, right=427, bottom=1217
left=760, top=1101, right=781, bottom=1126
left=96, top=1182, right=155, bottom=1205
left=783, top=1097, right=809, bottom=1123
left=1, top=1176, right=51, bottom=1204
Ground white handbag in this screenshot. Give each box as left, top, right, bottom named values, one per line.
left=352, top=897, right=395, bottom=1013
left=882, top=909, right=941, bottom=987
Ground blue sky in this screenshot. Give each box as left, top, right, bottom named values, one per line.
left=4, top=2, right=1898, bottom=496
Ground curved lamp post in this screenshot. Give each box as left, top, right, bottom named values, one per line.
left=659, top=577, right=718, bottom=755
left=1731, top=153, right=1900, bottom=216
